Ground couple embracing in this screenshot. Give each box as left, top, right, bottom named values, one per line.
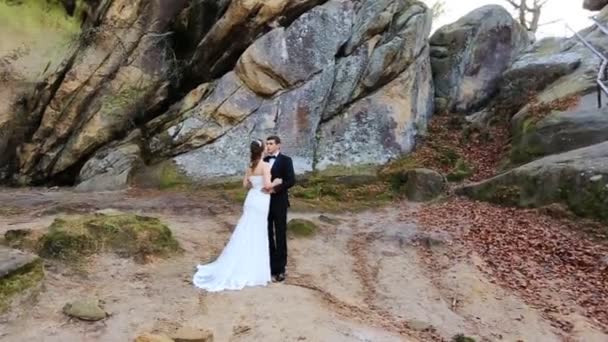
left=193, top=136, right=296, bottom=291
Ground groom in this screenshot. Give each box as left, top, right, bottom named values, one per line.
left=263, top=136, right=295, bottom=282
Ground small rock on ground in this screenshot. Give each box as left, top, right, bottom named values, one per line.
left=134, top=334, right=174, bottom=342
left=318, top=215, right=341, bottom=225
left=62, top=298, right=107, bottom=321
left=408, top=320, right=433, bottom=331
left=172, top=326, right=213, bottom=342
left=0, top=246, right=38, bottom=278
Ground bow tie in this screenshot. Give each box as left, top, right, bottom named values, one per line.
left=266, top=155, right=277, bottom=160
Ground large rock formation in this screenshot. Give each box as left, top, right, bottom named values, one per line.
left=495, top=7, right=608, bottom=166
left=459, top=141, right=608, bottom=223
left=402, top=168, right=446, bottom=202
left=441, top=5, right=608, bottom=223
left=0, top=0, right=435, bottom=188
left=75, top=130, right=143, bottom=192
left=430, top=5, right=529, bottom=114
left=147, top=0, right=433, bottom=180
left=10, top=0, right=191, bottom=185
left=584, top=0, right=608, bottom=11
left=458, top=6, right=608, bottom=164
left=510, top=107, right=608, bottom=164
left=0, top=0, right=82, bottom=179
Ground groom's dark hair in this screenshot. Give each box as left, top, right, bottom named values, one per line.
left=266, top=135, right=281, bottom=144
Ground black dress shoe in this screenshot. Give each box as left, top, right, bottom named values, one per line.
left=275, top=273, right=285, bottom=282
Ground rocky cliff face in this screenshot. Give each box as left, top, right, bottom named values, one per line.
left=430, top=5, right=529, bottom=114
left=452, top=5, right=608, bottom=222
left=584, top=0, right=608, bottom=11
left=0, top=0, right=434, bottom=188
left=6, top=0, right=606, bottom=206
left=0, top=0, right=82, bottom=180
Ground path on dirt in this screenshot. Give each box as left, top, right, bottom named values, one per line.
left=0, top=187, right=606, bottom=341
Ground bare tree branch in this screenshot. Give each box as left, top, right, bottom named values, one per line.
left=537, top=18, right=561, bottom=27
left=505, top=0, right=521, bottom=9
left=504, top=0, right=551, bottom=33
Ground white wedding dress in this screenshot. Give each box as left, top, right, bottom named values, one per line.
left=193, top=175, right=271, bottom=292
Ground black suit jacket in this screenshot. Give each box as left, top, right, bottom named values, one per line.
left=264, top=153, right=296, bottom=209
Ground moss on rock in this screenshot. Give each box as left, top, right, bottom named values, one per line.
left=0, top=258, right=44, bottom=312
left=560, top=178, right=608, bottom=223
left=447, top=158, right=474, bottom=182
left=38, top=213, right=181, bottom=261
left=99, top=80, right=155, bottom=119
left=133, top=161, right=193, bottom=190
left=0, top=0, right=82, bottom=35
left=378, top=157, right=419, bottom=179
left=468, top=183, right=522, bottom=206
left=403, top=168, right=447, bottom=202
left=437, top=146, right=460, bottom=167
left=510, top=117, right=546, bottom=165
left=288, top=170, right=394, bottom=212
left=452, top=334, right=476, bottom=342
left=158, top=162, right=191, bottom=189
left=287, top=219, right=318, bottom=237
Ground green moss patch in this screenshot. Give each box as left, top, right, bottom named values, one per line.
left=217, top=166, right=395, bottom=212
left=475, top=184, right=522, bottom=206
left=510, top=95, right=580, bottom=165
left=311, top=164, right=379, bottom=177
left=0, top=258, right=44, bottom=312
left=38, top=213, right=181, bottom=262
left=452, top=334, right=476, bottom=342
left=446, top=159, right=474, bottom=182
left=379, top=156, right=419, bottom=180
left=560, top=180, right=608, bottom=224
left=99, top=81, right=155, bottom=119
left=133, top=161, right=193, bottom=190
left=510, top=117, right=545, bottom=165
left=287, top=219, right=318, bottom=237
left=290, top=172, right=394, bottom=212
left=158, top=162, right=191, bottom=189
left=0, top=0, right=81, bottom=35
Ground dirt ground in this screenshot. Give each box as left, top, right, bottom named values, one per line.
left=0, top=187, right=606, bottom=342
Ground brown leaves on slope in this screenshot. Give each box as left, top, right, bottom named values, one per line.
left=388, top=94, right=580, bottom=183
left=391, top=115, right=510, bottom=182
left=415, top=198, right=608, bottom=332
left=525, top=94, right=580, bottom=126
left=459, top=121, right=510, bottom=182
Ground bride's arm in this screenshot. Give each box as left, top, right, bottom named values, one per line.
left=242, top=167, right=251, bottom=188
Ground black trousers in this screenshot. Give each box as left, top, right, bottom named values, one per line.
left=268, top=201, right=287, bottom=275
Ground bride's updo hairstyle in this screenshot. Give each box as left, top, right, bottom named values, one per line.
left=250, top=139, right=264, bottom=171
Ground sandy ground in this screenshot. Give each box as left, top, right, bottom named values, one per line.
left=0, top=187, right=606, bottom=342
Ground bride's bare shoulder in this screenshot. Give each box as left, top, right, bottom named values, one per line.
left=250, top=162, right=266, bottom=176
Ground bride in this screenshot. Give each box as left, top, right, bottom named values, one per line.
left=193, top=139, right=282, bottom=292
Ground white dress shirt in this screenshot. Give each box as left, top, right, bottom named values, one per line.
left=268, top=152, right=279, bottom=168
